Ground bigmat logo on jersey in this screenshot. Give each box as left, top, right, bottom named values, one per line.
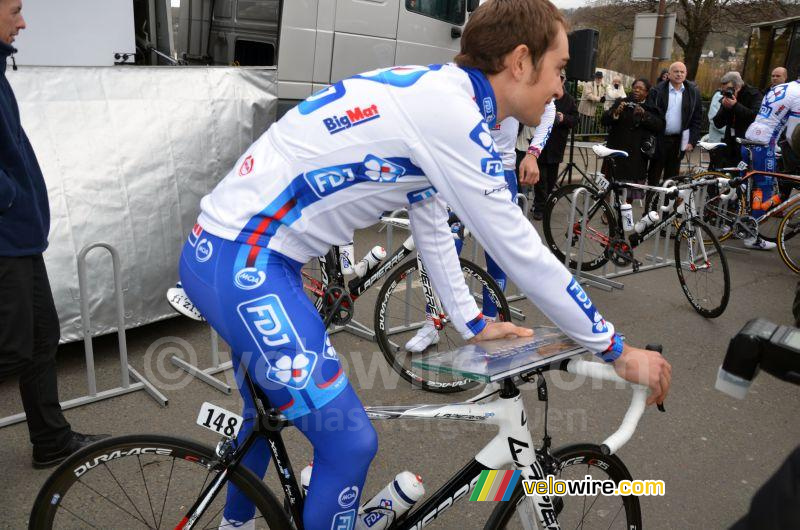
left=324, top=104, right=381, bottom=134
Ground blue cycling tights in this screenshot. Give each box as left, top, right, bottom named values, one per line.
left=180, top=227, right=377, bottom=529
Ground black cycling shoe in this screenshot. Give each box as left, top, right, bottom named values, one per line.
left=32, top=432, right=111, bottom=469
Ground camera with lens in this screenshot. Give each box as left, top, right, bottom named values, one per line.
left=622, top=101, right=638, bottom=109
left=723, top=89, right=735, bottom=99
left=640, top=137, right=654, bottom=154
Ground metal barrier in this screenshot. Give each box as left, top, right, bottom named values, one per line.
left=0, top=243, right=167, bottom=429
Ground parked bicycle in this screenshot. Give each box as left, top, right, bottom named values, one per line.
left=542, top=144, right=731, bottom=318
left=30, top=333, right=661, bottom=529
left=690, top=140, right=800, bottom=273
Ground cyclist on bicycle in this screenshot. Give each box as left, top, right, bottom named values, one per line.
left=178, top=1, right=672, bottom=528
left=743, top=79, right=800, bottom=249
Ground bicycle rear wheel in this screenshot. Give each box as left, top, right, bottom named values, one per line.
left=543, top=184, right=614, bottom=271
left=777, top=202, right=800, bottom=274
left=374, top=258, right=510, bottom=393
left=689, top=171, right=743, bottom=243
left=674, top=218, right=730, bottom=318
left=486, top=444, right=642, bottom=530
left=29, top=434, right=291, bottom=529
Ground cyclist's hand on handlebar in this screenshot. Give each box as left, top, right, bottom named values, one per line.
left=612, top=344, right=672, bottom=406
left=470, top=321, right=534, bottom=343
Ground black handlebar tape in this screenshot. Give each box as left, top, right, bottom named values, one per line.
left=646, top=344, right=666, bottom=412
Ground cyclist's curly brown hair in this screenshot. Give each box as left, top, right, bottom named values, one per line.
left=455, top=0, right=568, bottom=76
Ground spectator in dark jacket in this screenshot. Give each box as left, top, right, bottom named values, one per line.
left=531, top=75, right=577, bottom=219
left=712, top=71, right=762, bottom=168
left=601, top=78, right=664, bottom=200
left=0, top=0, right=107, bottom=468
left=645, top=62, right=703, bottom=186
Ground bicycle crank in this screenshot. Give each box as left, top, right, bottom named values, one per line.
left=606, top=238, right=641, bottom=271
left=732, top=215, right=758, bottom=240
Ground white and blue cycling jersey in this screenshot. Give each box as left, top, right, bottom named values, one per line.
left=746, top=80, right=800, bottom=146
left=198, top=63, right=615, bottom=352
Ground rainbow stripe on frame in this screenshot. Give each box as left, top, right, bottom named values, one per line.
left=469, top=470, right=521, bottom=501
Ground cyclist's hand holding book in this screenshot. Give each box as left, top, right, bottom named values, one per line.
left=612, top=345, right=672, bottom=407
left=470, top=321, right=534, bottom=342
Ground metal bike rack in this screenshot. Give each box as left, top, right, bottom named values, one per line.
left=170, top=327, right=233, bottom=394
left=0, top=243, right=167, bottom=429
left=563, top=187, right=624, bottom=291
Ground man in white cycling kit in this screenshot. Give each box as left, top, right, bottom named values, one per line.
left=179, top=1, right=671, bottom=528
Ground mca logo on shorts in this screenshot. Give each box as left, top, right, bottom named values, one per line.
left=566, top=278, right=609, bottom=334
left=195, top=239, right=213, bottom=262
left=237, top=295, right=318, bottom=390
left=234, top=267, right=266, bottom=290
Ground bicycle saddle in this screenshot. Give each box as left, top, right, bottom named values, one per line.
left=592, top=145, right=629, bottom=158
left=698, top=141, right=726, bottom=151
left=736, top=138, right=768, bottom=147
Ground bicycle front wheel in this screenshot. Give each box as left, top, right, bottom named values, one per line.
left=374, top=257, right=510, bottom=393
left=777, top=202, right=800, bottom=274
left=29, top=434, right=291, bottom=529
left=543, top=184, right=614, bottom=271
left=674, top=218, right=730, bottom=318
left=486, top=444, right=642, bottom=530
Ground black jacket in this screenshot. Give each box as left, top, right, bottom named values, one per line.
left=540, top=91, right=578, bottom=165
left=646, top=79, right=703, bottom=148
left=601, top=98, right=664, bottom=182
left=0, top=41, right=50, bottom=256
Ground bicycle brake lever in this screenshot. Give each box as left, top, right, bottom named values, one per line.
left=646, top=343, right=666, bottom=412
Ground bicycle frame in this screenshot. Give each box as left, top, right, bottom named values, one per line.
left=178, top=357, right=651, bottom=530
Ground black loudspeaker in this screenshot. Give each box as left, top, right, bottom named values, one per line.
left=566, top=29, right=599, bottom=81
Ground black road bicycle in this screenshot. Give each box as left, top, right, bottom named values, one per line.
left=542, top=145, right=731, bottom=318
left=30, top=337, right=661, bottom=530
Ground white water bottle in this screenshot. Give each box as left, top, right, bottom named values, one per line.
left=356, top=471, right=425, bottom=530
left=300, top=462, right=313, bottom=497
left=634, top=211, right=660, bottom=234
left=339, top=242, right=356, bottom=275
left=620, top=203, right=634, bottom=232
left=353, top=246, right=387, bottom=278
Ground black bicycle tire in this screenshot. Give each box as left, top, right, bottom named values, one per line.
left=673, top=218, right=731, bottom=318
left=373, top=257, right=511, bottom=394
left=29, top=434, right=292, bottom=529
left=777, top=201, right=800, bottom=274
left=485, top=443, right=643, bottom=530
left=543, top=184, right=614, bottom=271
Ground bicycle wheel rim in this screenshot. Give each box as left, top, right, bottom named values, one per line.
left=543, top=184, right=613, bottom=271
left=674, top=218, right=730, bottom=318
left=778, top=203, right=800, bottom=274
left=30, top=434, right=289, bottom=529
left=487, top=444, right=642, bottom=530
left=374, top=258, right=509, bottom=393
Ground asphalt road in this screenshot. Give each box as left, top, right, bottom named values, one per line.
left=1, top=220, right=798, bottom=529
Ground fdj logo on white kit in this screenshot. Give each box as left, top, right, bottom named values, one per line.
left=305, top=155, right=406, bottom=198
left=237, top=294, right=318, bottom=389
left=567, top=279, right=608, bottom=334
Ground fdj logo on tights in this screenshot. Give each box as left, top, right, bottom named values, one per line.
left=566, top=279, right=608, bottom=334
left=323, top=104, right=381, bottom=134
left=237, top=294, right=318, bottom=389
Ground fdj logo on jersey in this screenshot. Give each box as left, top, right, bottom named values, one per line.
left=469, top=121, right=503, bottom=178
left=323, top=104, right=381, bottom=134
left=759, top=84, right=788, bottom=118
left=237, top=295, right=318, bottom=389
left=305, top=156, right=406, bottom=197
left=566, top=279, right=608, bottom=334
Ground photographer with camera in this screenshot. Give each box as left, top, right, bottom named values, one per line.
left=601, top=78, right=664, bottom=201
left=712, top=71, right=762, bottom=168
